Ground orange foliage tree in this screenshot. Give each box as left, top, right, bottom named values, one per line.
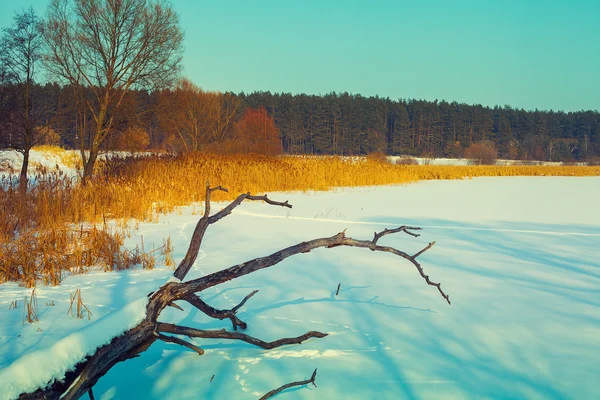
left=227, top=107, right=282, bottom=155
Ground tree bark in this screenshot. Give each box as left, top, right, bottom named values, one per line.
left=82, top=145, right=98, bottom=184
left=19, top=148, right=30, bottom=191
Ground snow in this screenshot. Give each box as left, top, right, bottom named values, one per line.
left=0, top=148, right=79, bottom=178
left=0, top=297, right=148, bottom=400
left=388, top=156, right=569, bottom=166
left=1, top=176, right=599, bottom=399
left=164, top=276, right=181, bottom=284
left=0, top=149, right=155, bottom=182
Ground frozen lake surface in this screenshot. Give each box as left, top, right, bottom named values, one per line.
left=1, top=176, right=599, bottom=399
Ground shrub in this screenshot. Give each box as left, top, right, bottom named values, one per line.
left=366, top=151, right=388, bottom=164
left=464, top=141, right=498, bottom=165
left=395, top=156, right=419, bottom=165
left=586, top=157, right=600, bottom=166
left=112, top=127, right=150, bottom=152
left=35, top=126, right=61, bottom=146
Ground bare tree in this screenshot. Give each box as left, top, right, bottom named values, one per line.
left=0, top=7, right=45, bottom=190
left=42, top=0, right=183, bottom=183
left=157, top=79, right=239, bottom=151
left=16, top=184, right=450, bottom=399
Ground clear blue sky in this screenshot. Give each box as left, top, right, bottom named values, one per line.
left=1, top=0, right=598, bottom=111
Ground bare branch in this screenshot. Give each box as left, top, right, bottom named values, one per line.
left=176, top=227, right=450, bottom=305
left=183, top=290, right=259, bottom=330
left=173, top=189, right=292, bottom=281
left=372, top=226, right=421, bottom=244
left=231, top=289, right=259, bottom=313
left=154, top=331, right=204, bottom=355
left=167, top=302, right=183, bottom=312
left=203, top=180, right=228, bottom=217
left=209, top=185, right=228, bottom=193
left=412, top=241, right=436, bottom=259
left=246, top=194, right=292, bottom=208
left=156, top=323, right=328, bottom=350
left=184, top=294, right=246, bottom=330
left=208, top=192, right=291, bottom=225
left=259, top=369, right=318, bottom=400
left=172, top=216, right=209, bottom=280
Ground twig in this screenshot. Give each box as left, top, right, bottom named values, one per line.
left=167, top=302, right=184, bottom=311
left=412, top=241, right=435, bottom=259
left=335, top=283, right=341, bottom=296
left=231, top=289, right=259, bottom=313
left=208, top=193, right=291, bottom=225
left=154, top=331, right=204, bottom=355
left=259, top=369, right=318, bottom=400
left=372, top=226, right=421, bottom=245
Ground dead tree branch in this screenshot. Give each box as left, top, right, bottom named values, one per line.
left=15, top=186, right=449, bottom=400
left=154, top=331, right=204, bottom=355
left=173, top=230, right=449, bottom=305
left=259, top=369, right=318, bottom=400
left=156, top=323, right=328, bottom=349
left=183, top=290, right=258, bottom=330
left=372, top=226, right=421, bottom=244
left=173, top=183, right=291, bottom=280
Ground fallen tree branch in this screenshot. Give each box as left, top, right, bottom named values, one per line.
left=175, top=229, right=450, bottom=305
left=156, top=323, right=328, bottom=349
left=232, top=289, right=259, bottom=313
left=183, top=292, right=254, bottom=331
left=173, top=183, right=292, bottom=280
left=372, top=226, right=421, bottom=244
left=259, top=368, right=318, bottom=400
left=154, top=331, right=204, bottom=355
left=13, top=186, right=449, bottom=400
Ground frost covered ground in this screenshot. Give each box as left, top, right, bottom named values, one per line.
left=1, top=177, right=599, bottom=399
left=0, top=148, right=79, bottom=176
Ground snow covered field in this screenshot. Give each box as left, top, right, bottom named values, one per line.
left=1, top=177, right=599, bottom=399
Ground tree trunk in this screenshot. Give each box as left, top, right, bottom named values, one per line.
left=19, top=149, right=30, bottom=191
left=82, top=145, right=99, bottom=184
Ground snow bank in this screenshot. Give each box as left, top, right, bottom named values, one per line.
left=0, top=296, right=149, bottom=400
left=1, top=177, right=598, bottom=399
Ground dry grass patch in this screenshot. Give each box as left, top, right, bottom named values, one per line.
left=1, top=152, right=599, bottom=286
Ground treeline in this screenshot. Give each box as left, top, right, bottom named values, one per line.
left=0, top=81, right=281, bottom=155
left=2, top=82, right=599, bottom=162
left=241, top=92, right=600, bottom=161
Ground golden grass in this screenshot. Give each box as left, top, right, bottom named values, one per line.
left=1, top=152, right=599, bottom=286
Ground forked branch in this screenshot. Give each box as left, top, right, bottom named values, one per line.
left=156, top=323, right=328, bottom=349
left=176, top=228, right=450, bottom=305
left=173, top=183, right=293, bottom=280
left=183, top=290, right=259, bottom=330
left=208, top=193, right=291, bottom=224
left=154, top=331, right=204, bottom=355
left=372, top=226, right=421, bottom=244
left=259, top=369, right=318, bottom=400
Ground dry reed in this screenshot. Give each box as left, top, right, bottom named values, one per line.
left=1, top=152, right=599, bottom=286
left=67, top=289, right=92, bottom=320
